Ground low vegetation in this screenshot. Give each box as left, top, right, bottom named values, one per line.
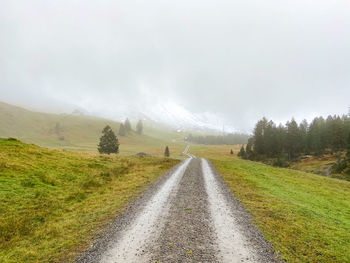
left=191, top=145, right=350, bottom=263
left=0, top=138, right=179, bottom=263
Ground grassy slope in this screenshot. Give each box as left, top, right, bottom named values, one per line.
left=0, top=101, right=186, bottom=157
left=190, top=145, right=350, bottom=263
left=0, top=138, right=180, bottom=263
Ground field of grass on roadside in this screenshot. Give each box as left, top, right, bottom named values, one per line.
left=0, top=138, right=180, bottom=263
left=190, top=144, right=350, bottom=263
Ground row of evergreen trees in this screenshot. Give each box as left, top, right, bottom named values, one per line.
left=118, top=118, right=143, bottom=136
left=98, top=120, right=171, bottom=157
left=186, top=133, right=249, bottom=145
left=238, top=115, right=350, bottom=166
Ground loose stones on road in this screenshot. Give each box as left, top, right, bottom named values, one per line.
left=77, top=155, right=277, bottom=263
left=150, top=158, right=218, bottom=262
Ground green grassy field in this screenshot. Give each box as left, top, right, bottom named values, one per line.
left=0, top=138, right=180, bottom=263
left=191, top=145, right=350, bottom=263
left=4, top=100, right=349, bottom=262
left=0, top=101, right=186, bottom=157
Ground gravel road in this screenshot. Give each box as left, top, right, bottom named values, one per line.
left=77, top=149, right=278, bottom=263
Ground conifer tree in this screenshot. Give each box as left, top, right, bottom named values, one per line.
left=164, top=146, right=170, bottom=157
left=237, top=145, right=246, bottom=159
left=286, top=119, right=300, bottom=159
left=136, top=120, right=143, bottom=135
left=98, top=125, right=119, bottom=154
left=253, top=118, right=267, bottom=155
left=299, top=119, right=309, bottom=153
left=230, top=149, right=233, bottom=155
left=331, top=116, right=346, bottom=152
left=347, top=133, right=350, bottom=159
left=124, top=118, right=132, bottom=133
left=118, top=123, right=126, bottom=136
left=245, top=138, right=254, bottom=159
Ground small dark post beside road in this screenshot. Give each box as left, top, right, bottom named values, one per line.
left=164, top=146, right=170, bottom=157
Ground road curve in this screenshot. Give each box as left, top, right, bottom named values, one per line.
left=77, top=152, right=278, bottom=263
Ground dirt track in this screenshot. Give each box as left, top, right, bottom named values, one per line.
left=77, top=151, right=278, bottom=263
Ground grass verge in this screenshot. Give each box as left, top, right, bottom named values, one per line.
left=191, top=145, right=350, bottom=263
left=0, top=138, right=180, bottom=263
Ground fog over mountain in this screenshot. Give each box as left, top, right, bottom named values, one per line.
left=1, top=0, right=350, bottom=132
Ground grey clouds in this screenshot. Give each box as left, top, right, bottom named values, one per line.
left=1, top=0, right=350, bottom=131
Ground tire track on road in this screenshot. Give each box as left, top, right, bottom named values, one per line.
left=77, top=150, right=277, bottom=263
left=202, top=158, right=278, bottom=263
left=99, top=158, right=191, bottom=263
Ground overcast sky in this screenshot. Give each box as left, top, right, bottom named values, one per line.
left=1, top=0, right=350, bottom=131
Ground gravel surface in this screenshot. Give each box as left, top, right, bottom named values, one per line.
left=202, top=158, right=278, bottom=263
left=76, top=159, right=191, bottom=263
left=149, top=158, right=218, bottom=263
left=76, top=154, right=279, bottom=263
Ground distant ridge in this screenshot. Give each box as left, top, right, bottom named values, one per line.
left=0, top=101, right=164, bottom=152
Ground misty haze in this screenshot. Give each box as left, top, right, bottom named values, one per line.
left=1, top=1, right=350, bottom=263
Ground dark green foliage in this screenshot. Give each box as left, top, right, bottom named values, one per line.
left=118, top=123, right=126, bottom=136
left=346, top=133, right=350, bottom=159
left=286, top=119, right=301, bottom=160
left=237, top=145, right=246, bottom=159
left=124, top=118, right=132, bottom=133
left=245, top=138, right=254, bottom=160
left=186, top=133, right=249, bottom=145
left=98, top=125, right=119, bottom=154
left=253, top=118, right=267, bottom=155
left=164, top=146, right=170, bottom=157
left=272, top=155, right=289, bottom=167
left=230, top=149, right=233, bottom=155
left=344, top=133, right=350, bottom=174
left=136, top=120, right=143, bottom=135
left=239, top=115, right=350, bottom=167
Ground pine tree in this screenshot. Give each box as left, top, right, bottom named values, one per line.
left=331, top=116, right=346, bottom=152
left=286, top=119, right=300, bottom=159
left=230, top=149, right=233, bottom=155
left=237, top=145, right=246, bottom=159
left=124, top=118, right=132, bottom=133
left=164, top=146, right=170, bottom=157
left=253, top=118, right=268, bottom=156
left=136, top=120, right=143, bottom=135
left=118, top=123, right=126, bottom=136
left=245, top=138, right=254, bottom=160
left=299, top=119, right=308, bottom=154
left=343, top=133, right=350, bottom=174
left=347, top=133, right=350, bottom=159
left=98, top=125, right=119, bottom=154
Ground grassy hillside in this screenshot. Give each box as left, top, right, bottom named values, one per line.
left=0, top=101, right=185, bottom=156
left=191, top=145, right=350, bottom=263
left=0, top=138, right=180, bottom=263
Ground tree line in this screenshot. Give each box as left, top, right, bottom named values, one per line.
left=118, top=118, right=143, bottom=136
left=186, top=133, right=249, bottom=145
left=98, top=119, right=170, bottom=157
left=238, top=115, right=350, bottom=170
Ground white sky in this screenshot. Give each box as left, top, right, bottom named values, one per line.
left=1, top=0, right=350, bottom=131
